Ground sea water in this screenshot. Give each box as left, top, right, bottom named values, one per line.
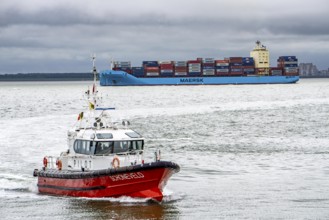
left=0, top=79, right=329, bottom=219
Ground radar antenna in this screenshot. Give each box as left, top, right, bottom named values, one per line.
left=91, top=54, right=97, bottom=83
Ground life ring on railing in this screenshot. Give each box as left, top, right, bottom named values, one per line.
left=56, top=159, right=62, bottom=170
left=43, top=157, right=48, bottom=168
left=112, top=156, right=120, bottom=168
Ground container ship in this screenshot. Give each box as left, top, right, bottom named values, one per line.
left=99, top=41, right=299, bottom=86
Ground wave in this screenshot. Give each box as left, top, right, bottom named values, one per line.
left=64, top=187, right=181, bottom=204
left=0, top=172, right=37, bottom=191
left=109, top=97, right=329, bottom=120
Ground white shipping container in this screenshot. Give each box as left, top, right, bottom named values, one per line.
left=203, top=70, right=215, bottom=75
left=175, top=61, right=187, bottom=65
left=285, top=67, right=298, bottom=70
left=114, top=61, right=131, bottom=68
left=189, top=66, right=201, bottom=68
left=231, top=68, right=243, bottom=72
left=159, top=61, right=172, bottom=64
left=188, top=66, right=201, bottom=69
left=216, top=69, right=230, bottom=73
left=203, top=58, right=215, bottom=63
left=285, top=68, right=298, bottom=73
left=160, top=69, right=174, bottom=73
left=175, top=72, right=187, bottom=76
left=146, top=72, right=159, bottom=76
left=271, top=70, right=282, bottom=76
left=114, top=61, right=131, bottom=65
left=279, top=61, right=298, bottom=65
left=216, top=63, right=229, bottom=66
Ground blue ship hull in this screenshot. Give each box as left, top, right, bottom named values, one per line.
left=99, top=70, right=299, bottom=86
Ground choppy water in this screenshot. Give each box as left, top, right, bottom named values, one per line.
left=1, top=79, right=329, bottom=219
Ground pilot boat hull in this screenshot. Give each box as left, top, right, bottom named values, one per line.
left=34, top=161, right=179, bottom=202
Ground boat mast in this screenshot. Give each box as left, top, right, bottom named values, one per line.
left=91, top=54, right=98, bottom=106
left=92, top=54, right=97, bottom=91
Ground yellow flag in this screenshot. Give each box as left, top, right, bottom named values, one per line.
left=89, top=102, right=95, bottom=110
left=78, top=112, right=84, bottom=120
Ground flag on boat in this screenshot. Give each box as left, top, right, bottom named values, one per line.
left=89, top=102, right=95, bottom=110
left=92, top=83, right=96, bottom=94
left=77, top=112, right=84, bottom=120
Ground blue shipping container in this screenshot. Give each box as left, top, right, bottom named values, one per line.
left=284, top=64, right=298, bottom=67
left=231, top=68, right=243, bottom=72
left=132, top=67, right=145, bottom=77
left=203, top=66, right=215, bottom=70
left=243, top=68, right=255, bottom=72
left=230, top=63, right=243, bottom=66
left=242, top=57, right=254, bottom=61
left=188, top=72, right=202, bottom=76
left=160, top=72, right=174, bottom=77
left=143, top=61, right=159, bottom=67
left=216, top=66, right=229, bottom=69
left=278, top=56, right=298, bottom=62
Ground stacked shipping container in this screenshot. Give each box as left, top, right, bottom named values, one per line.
left=132, top=67, right=145, bottom=77
left=159, top=61, right=174, bottom=77
left=143, top=61, right=159, bottom=77
left=215, top=60, right=230, bottom=76
left=113, top=55, right=298, bottom=77
left=277, top=56, right=299, bottom=76
left=202, top=58, right=215, bottom=76
left=270, top=67, right=283, bottom=76
left=242, top=57, right=255, bottom=75
left=187, top=60, right=202, bottom=76
left=113, top=61, right=132, bottom=74
left=229, top=57, right=243, bottom=76
left=175, top=61, right=187, bottom=76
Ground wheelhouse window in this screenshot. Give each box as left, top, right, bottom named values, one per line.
left=95, top=141, right=113, bottom=155
left=113, top=141, right=130, bottom=154
left=73, top=140, right=94, bottom=155
left=74, top=140, right=144, bottom=155
left=130, top=140, right=143, bottom=151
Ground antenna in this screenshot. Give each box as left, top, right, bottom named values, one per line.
left=109, top=57, right=113, bottom=70
left=91, top=54, right=97, bottom=84
left=91, top=54, right=96, bottom=67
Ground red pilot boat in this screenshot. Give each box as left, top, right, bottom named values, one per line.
left=33, top=57, right=180, bottom=201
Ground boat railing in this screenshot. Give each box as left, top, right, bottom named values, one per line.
left=44, top=156, right=58, bottom=169
left=115, top=150, right=145, bottom=166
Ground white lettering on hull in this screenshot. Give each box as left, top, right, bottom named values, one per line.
left=110, top=172, right=145, bottom=181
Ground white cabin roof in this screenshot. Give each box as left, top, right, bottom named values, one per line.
left=72, top=127, right=143, bottom=141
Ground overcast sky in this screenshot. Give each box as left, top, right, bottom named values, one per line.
left=1, top=0, right=328, bottom=73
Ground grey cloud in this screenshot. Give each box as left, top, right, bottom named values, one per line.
left=1, top=0, right=329, bottom=73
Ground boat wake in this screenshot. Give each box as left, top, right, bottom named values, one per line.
left=78, top=196, right=151, bottom=204
left=68, top=187, right=182, bottom=204
left=0, top=173, right=38, bottom=197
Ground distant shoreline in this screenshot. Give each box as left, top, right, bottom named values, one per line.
left=299, top=76, right=329, bottom=78
left=0, top=73, right=93, bottom=81
left=0, top=73, right=328, bottom=82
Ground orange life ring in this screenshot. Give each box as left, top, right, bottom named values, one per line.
left=112, top=156, right=120, bottom=168
left=43, top=157, right=48, bottom=168
left=56, top=159, right=62, bottom=170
